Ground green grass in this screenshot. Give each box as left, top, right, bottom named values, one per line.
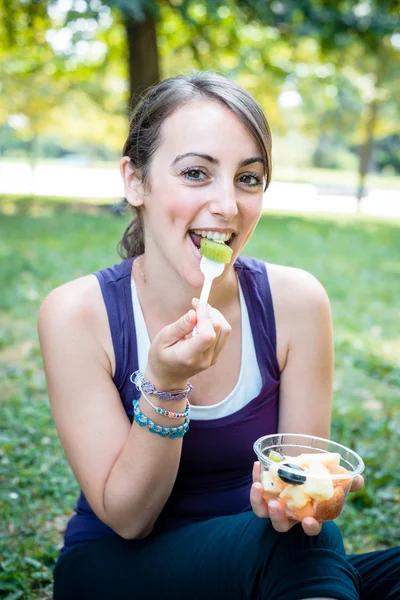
left=0, top=194, right=121, bottom=213
left=1, top=209, right=399, bottom=598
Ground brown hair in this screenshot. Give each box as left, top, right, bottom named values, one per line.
left=118, top=71, right=272, bottom=258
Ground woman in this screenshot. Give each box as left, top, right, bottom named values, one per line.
left=39, top=72, right=398, bottom=600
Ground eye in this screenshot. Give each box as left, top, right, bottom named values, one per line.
left=181, top=167, right=207, bottom=181
left=238, top=173, right=263, bottom=187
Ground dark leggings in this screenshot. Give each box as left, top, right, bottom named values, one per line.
left=54, top=513, right=399, bottom=600
left=348, top=547, right=400, bottom=600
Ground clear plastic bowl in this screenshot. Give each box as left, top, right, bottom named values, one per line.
left=253, top=433, right=365, bottom=522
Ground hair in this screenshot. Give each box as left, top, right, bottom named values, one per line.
left=118, top=71, right=272, bottom=258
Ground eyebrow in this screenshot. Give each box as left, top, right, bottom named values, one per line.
left=171, top=152, right=218, bottom=166
left=171, top=152, right=265, bottom=169
left=240, top=157, right=265, bottom=168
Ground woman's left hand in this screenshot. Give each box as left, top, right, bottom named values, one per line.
left=250, top=462, right=364, bottom=537
left=250, top=461, right=322, bottom=536
left=349, top=475, right=364, bottom=493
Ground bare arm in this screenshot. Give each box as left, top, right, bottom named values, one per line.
left=38, top=276, right=230, bottom=540
left=251, top=265, right=335, bottom=534
left=274, top=266, right=334, bottom=438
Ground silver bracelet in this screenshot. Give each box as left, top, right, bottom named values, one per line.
left=131, top=370, right=193, bottom=402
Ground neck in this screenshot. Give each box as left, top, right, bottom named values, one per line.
left=132, top=252, right=238, bottom=325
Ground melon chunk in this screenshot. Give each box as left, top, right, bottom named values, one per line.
left=325, top=463, right=352, bottom=488
left=292, top=502, right=315, bottom=521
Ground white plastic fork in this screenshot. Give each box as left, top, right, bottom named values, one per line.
left=192, top=256, right=225, bottom=335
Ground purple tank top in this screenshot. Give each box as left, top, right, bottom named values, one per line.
left=61, top=256, right=280, bottom=554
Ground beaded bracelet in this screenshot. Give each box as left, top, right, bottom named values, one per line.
left=131, top=370, right=193, bottom=402
left=132, top=400, right=190, bottom=438
left=141, top=390, right=190, bottom=420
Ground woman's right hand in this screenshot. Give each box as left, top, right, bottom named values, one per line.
left=145, top=298, right=231, bottom=390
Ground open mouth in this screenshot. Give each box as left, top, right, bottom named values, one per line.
left=188, top=229, right=236, bottom=250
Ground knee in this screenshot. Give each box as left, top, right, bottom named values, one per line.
left=313, top=521, right=346, bottom=555
left=277, top=521, right=346, bottom=558
left=243, top=515, right=347, bottom=565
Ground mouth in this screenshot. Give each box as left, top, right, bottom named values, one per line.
left=188, top=229, right=236, bottom=251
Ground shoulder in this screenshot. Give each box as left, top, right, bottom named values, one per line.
left=38, top=274, right=103, bottom=329
left=265, top=262, right=330, bottom=313
left=38, top=272, right=115, bottom=376
left=263, top=263, right=332, bottom=371
left=38, top=273, right=112, bottom=372
left=237, top=257, right=328, bottom=303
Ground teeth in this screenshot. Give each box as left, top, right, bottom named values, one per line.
left=192, top=229, right=233, bottom=242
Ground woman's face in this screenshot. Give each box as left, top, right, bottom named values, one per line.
left=125, top=99, right=265, bottom=288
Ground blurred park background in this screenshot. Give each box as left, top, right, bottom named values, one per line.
left=0, top=1, right=399, bottom=598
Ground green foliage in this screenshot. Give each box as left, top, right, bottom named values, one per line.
left=103, top=0, right=158, bottom=20
left=165, top=0, right=400, bottom=184
left=1, top=0, right=399, bottom=179
left=0, top=0, right=128, bottom=158
left=0, top=208, right=399, bottom=597
left=236, top=0, right=399, bottom=50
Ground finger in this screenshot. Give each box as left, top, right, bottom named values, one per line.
left=267, top=500, right=293, bottom=533
left=207, top=309, right=231, bottom=365
left=301, top=517, right=322, bottom=536
left=194, top=301, right=215, bottom=334
left=160, top=310, right=197, bottom=346
left=250, top=482, right=270, bottom=518
left=188, top=301, right=217, bottom=354
left=350, top=475, right=364, bottom=493
left=192, top=300, right=231, bottom=365
left=252, top=461, right=261, bottom=483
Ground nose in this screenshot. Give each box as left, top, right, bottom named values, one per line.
left=208, top=180, right=238, bottom=220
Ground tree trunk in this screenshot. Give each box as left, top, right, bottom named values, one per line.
left=125, top=13, right=160, bottom=112
left=356, top=99, right=379, bottom=207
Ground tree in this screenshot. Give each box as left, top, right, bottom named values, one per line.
left=234, top=0, right=400, bottom=199
left=2, top=0, right=398, bottom=202
left=0, top=0, right=129, bottom=163
left=60, top=0, right=161, bottom=109
left=0, top=1, right=68, bottom=166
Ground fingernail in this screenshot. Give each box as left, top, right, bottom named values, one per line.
left=268, top=501, right=279, bottom=512
left=184, top=312, right=191, bottom=324
left=253, top=482, right=262, bottom=491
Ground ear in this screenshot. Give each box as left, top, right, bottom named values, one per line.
left=120, top=156, right=144, bottom=207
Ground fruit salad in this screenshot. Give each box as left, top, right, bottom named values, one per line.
left=261, top=450, right=352, bottom=522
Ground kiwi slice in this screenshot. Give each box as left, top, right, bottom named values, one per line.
left=200, top=238, right=233, bottom=264
left=268, top=450, right=285, bottom=463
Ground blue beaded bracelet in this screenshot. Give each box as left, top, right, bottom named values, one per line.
left=132, top=400, right=190, bottom=439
